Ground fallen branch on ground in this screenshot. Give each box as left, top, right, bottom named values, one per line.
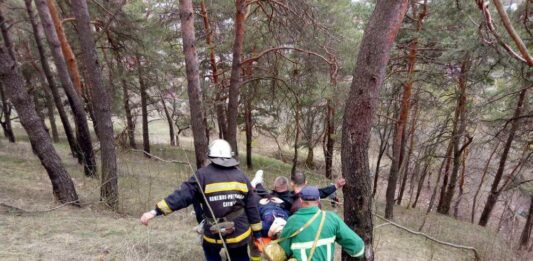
left=130, top=149, right=189, bottom=164
left=374, top=214, right=481, bottom=261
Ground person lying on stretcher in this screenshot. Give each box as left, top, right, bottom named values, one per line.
left=249, top=170, right=346, bottom=240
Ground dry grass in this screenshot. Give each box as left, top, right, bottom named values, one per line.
left=0, top=134, right=522, bottom=260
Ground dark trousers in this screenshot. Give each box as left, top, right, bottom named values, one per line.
left=203, top=243, right=249, bottom=261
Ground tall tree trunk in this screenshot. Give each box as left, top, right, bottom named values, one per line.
left=122, top=76, right=136, bottom=148
left=108, top=36, right=136, bottom=149
left=244, top=94, right=252, bottom=169
left=160, top=94, right=176, bottom=146
left=411, top=121, right=447, bottom=208
left=0, top=11, right=16, bottom=143
left=471, top=142, right=500, bottom=223
left=0, top=83, right=15, bottom=142
left=453, top=141, right=469, bottom=218
left=384, top=0, right=427, bottom=217
left=372, top=102, right=393, bottom=197
left=21, top=69, right=50, bottom=136
left=179, top=0, right=208, bottom=169
left=438, top=56, right=470, bottom=215
left=25, top=0, right=78, bottom=154
left=42, top=77, right=58, bottom=142
left=27, top=55, right=60, bottom=143
left=46, top=0, right=82, bottom=94
left=479, top=88, right=527, bottom=226
left=200, top=0, right=227, bottom=139
left=0, top=47, right=79, bottom=204
left=0, top=11, right=17, bottom=61
left=71, top=0, right=118, bottom=209
left=427, top=140, right=453, bottom=213
left=397, top=97, right=419, bottom=205
left=519, top=195, right=533, bottom=249
left=341, top=0, right=409, bottom=260
left=137, top=57, right=150, bottom=157
left=291, top=103, right=301, bottom=178
left=304, top=111, right=316, bottom=169
left=323, top=99, right=335, bottom=179
left=35, top=0, right=97, bottom=177
left=385, top=55, right=414, bottom=219
left=226, top=0, right=246, bottom=156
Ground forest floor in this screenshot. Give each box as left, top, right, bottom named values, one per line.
left=0, top=126, right=524, bottom=260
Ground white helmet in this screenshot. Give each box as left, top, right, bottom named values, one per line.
left=208, top=139, right=239, bottom=167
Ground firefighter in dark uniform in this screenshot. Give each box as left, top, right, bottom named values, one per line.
left=140, top=139, right=262, bottom=261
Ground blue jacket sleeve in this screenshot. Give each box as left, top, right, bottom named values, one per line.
left=155, top=175, right=199, bottom=215
left=319, top=185, right=336, bottom=198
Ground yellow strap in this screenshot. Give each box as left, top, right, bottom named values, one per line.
left=272, top=209, right=322, bottom=244
left=308, top=211, right=327, bottom=261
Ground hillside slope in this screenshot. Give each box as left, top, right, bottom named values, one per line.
left=0, top=138, right=520, bottom=260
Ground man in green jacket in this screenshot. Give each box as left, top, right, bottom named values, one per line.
left=279, top=186, right=365, bottom=261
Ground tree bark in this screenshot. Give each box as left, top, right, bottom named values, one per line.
left=384, top=0, right=427, bottom=216
left=25, top=0, right=78, bottom=154
left=35, top=0, right=97, bottom=177
left=0, top=11, right=16, bottom=143
left=341, top=0, right=409, bottom=260
left=291, top=103, right=301, bottom=178
left=27, top=56, right=60, bottom=143
left=397, top=97, right=419, bottom=205
left=46, top=0, right=83, bottom=94
left=471, top=142, right=500, bottom=223
left=385, top=53, right=414, bottom=219
left=323, top=99, right=335, bottom=179
left=21, top=68, right=50, bottom=136
left=411, top=120, right=447, bottom=208
left=0, top=47, right=79, bottom=204
left=137, top=57, right=150, bottom=157
left=200, top=0, right=227, bottom=139
left=160, top=94, right=176, bottom=146
left=179, top=0, right=208, bottom=169
left=0, top=82, right=15, bottom=142
left=70, top=0, right=118, bottom=209
left=427, top=140, right=453, bottom=213
left=244, top=94, right=252, bottom=169
left=372, top=101, right=393, bottom=196
left=479, top=88, right=527, bottom=226
left=226, top=0, right=247, bottom=156
left=42, top=76, right=58, bottom=142
left=438, top=56, right=470, bottom=215
left=108, top=36, right=136, bottom=149
left=519, top=195, right=533, bottom=249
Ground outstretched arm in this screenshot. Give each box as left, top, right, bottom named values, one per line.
left=140, top=175, right=199, bottom=225
left=318, top=177, right=346, bottom=198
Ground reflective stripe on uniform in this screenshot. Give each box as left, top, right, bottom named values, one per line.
left=205, top=182, right=249, bottom=194
left=156, top=200, right=172, bottom=215
left=351, top=245, right=365, bottom=257
left=203, top=228, right=251, bottom=244
left=290, top=236, right=336, bottom=261
left=250, top=222, right=262, bottom=232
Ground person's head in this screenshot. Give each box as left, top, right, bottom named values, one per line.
left=273, top=176, right=289, bottom=193
left=299, top=186, right=320, bottom=208
left=207, top=139, right=239, bottom=167
left=291, top=171, right=307, bottom=192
